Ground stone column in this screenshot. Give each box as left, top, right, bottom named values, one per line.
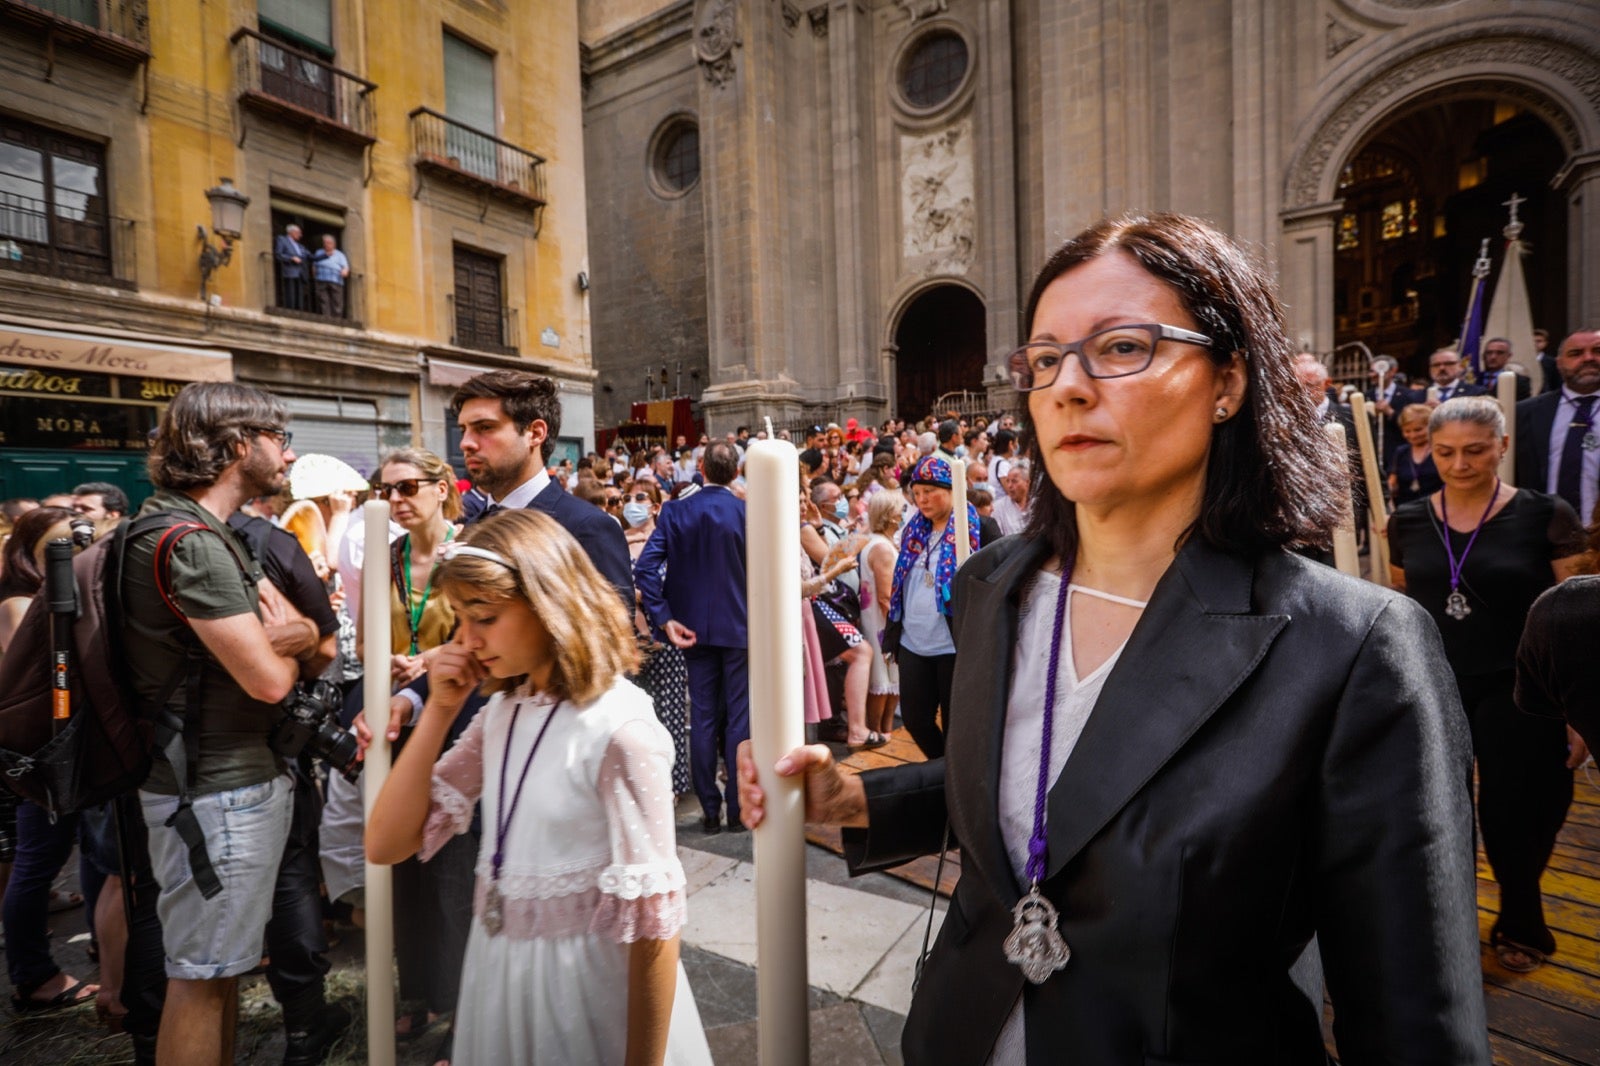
left=1278, top=200, right=1343, bottom=353
left=1557, top=150, right=1600, bottom=330
left=978, top=0, right=1020, bottom=396
left=695, top=0, right=806, bottom=432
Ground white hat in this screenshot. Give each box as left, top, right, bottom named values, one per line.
left=288, top=453, right=368, bottom=500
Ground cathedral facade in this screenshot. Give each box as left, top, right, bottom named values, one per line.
left=580, top=0, right=1600, bottom=433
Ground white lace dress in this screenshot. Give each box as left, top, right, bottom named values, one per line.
left=421, top=680, right=713, bottom=1066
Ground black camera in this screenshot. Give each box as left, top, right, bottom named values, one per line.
left=270, top=680, right=362, bottom=783
left=68, top=517, right=96, bottom=551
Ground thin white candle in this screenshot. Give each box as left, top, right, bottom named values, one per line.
left=951, top=457, right=971, bottom=566
left=1347, top=394, right=1391, bottom=586
left=1426, top=384, right=1440, bottom=404
left=1325, top=423, right=1361, bottom=577
left=744, top=440, right=809, bottom=1066
left=1497, top=371, right=1518, bottom=486
left=361, top=499, right=396, bottom=1066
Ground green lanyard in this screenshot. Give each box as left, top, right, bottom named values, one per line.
left=399, top=526, right=455, bottom=656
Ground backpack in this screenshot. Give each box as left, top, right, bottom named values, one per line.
left=0, top=512, right=250, bottom=897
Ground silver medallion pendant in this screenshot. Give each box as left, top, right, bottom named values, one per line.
left=1002, top=884, right=1071, bottom=984
left=1583, top=431, right=1599, bottom=452
left=483, top=882, right=505, bottom=937
left=1445, top=589, right=1471, bottom=621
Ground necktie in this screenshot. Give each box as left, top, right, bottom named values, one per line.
left=1556, top=395, right=1596, bottom=515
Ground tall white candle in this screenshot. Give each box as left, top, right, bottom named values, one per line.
left=360, top=499, right=396, bottom=1066
left=1426, top=384, right=1441, bottom=404
left=951, top=457, right=971, bottom=566
left=1347, top=394, right=1391, bottom=586
left=743, top=440, right=809, bottom=1066
left=1497, top=371, right=1518, bottom=486
left=1325, top=423, right=1361, bottom=577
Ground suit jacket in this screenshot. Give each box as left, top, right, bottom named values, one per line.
left=1431, top=381, right=1485, bottom=401
left=1483, top=370, right=1533, bottom=402
left=521, top=480, right=635, bottom=612
left=635, top=484, right=747, bottom=648
left=843, top=535, right=1486, bottom=1065
left=1515, top=390, right=1562, bottom=495
left=1538, top=352, right=1560, bottom=394
left=274, top=234, right=309, bottom=278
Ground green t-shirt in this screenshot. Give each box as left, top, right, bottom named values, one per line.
left=123, top=491, right=284, bottom=795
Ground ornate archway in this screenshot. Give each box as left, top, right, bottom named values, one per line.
left=889, top=281, right=986, bottom=421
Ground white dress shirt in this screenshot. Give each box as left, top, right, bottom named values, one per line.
left=1546, top=387, right=1600, bottom=525
left=490, top=467, right=552, bottom=511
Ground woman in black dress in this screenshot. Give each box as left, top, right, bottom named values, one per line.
left=1387, top=403, right=1441, bottom=507
left=1389, top=396, right=1587, bottom=974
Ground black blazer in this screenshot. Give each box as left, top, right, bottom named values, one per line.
left=522, top=480, right=635, bottom=612
left=843, top=535, right=1487, bottom=1065
left=1515, top=390, right=1561, bottom=493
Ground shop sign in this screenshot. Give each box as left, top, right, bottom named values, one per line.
left=0, top=363, right=114, bottom=398
left=0, top=395, right=158, bottom=450
left=0, top=325, right=232, bottom=383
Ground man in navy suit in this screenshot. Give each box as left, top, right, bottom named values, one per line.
left=1425, top=347, right=1486, bottom=404
left=636, top=441, right=749, bottom=832
left=451, top=370, right=633, bottom=609
left=1516, top=329, right=1600, bottom=527
left=1482, top=337, right=1533, bottom=401
left=274, top=224, right=310, bottom=310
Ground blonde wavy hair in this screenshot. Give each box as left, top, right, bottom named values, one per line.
left=377, top=446, right=463, bottom=521
left=436, top=510, right=638, bottom=702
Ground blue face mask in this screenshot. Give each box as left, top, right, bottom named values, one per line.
left=834, top=498, right=850, bottom=520
left=623, top=502, right=652, bottom=527
left=955, top=445, right=968, bottom=458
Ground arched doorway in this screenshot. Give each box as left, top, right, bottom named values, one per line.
left=893, top=284, right=985, bottom=420
left=1333, top=101, right=1567, bottom=377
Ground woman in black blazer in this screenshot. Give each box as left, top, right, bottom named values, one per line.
left=738, top=214, right=1488, bottom=1064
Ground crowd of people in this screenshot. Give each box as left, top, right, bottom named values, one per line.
left=0, top=211, right=1595, bottom=1065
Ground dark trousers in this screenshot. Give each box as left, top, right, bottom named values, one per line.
left=898, top=648, right=955, bottom=760
left=315, top=279, right=344, bottom=318
left=264, top=765, right=332, bottom=1028
left=393, top=828, right=478, bottom=1015
left=3, top=802, right=80, bottom=988
left=280, top=274, right=307, bottom=310
left=684, top=644, right=750, bottom=823
left=1460, top=669, right=1573, bottom=952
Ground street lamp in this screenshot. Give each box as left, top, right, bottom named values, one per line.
left=197, top=178, right=250, bottom=299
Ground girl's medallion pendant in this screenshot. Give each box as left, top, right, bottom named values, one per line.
left=484, top=882, right=505, bottom=937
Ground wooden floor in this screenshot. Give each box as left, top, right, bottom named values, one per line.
left=812, top=730, right=1600, bottom=1063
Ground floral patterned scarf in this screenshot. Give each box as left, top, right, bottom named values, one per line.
left=888, top=456, right=981, bottom=622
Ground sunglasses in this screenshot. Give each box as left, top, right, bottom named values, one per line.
left=627, top=492, right=653, bottom=503
left=371, top=478, right=442, bottom=499
left=604, top=496, right=622, bottom=506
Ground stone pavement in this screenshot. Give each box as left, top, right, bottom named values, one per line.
left=671, top=793, right=947, bottom=1065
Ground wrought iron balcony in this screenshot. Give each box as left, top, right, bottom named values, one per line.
left=0, top=0, right=149, bottom=64
left=447, top=293, right=519, bottom=355
left=410, top=108, right=546, bottom=213
left=231, top=27, right=377, bottom=147
left=259, top=250, right=364, bottom=328
left=0, top=192, right=135, bottom=288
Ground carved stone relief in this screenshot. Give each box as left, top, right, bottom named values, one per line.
left=901, top=118, right=976, bottom=275
left=780, top=0, right=801, bottom=34
left=694, top=0, right=740, bottom=88
left=1326, top=16, right=1363, bottom=58
left=808, top=4, right=828, bottom=38
left=896, top=0, right=948, bottom=22
left=1285, top=34, right=1599, bottom=207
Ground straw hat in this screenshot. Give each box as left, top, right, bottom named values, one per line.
left=288, top=453, right=368, bottom=500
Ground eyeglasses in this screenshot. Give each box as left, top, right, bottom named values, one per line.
left=371, top=478, right=442, bottom=499
left=1005, top=323, right=1213, bottom=391
left=627, top=492, right=653, bottom=503
left=252, top=426, right=293, bottom=450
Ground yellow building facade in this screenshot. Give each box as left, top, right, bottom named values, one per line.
left=0, top=0, right=593, bottom=503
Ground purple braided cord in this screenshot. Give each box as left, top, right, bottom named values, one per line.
left=1026, top=554, right=1075, bottom=885
left=1437, top=479, right=1500, bottom=596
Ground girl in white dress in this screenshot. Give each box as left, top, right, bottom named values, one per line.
left=367, top=509, right=712, bottom=1066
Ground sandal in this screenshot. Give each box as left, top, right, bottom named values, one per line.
left=47, top=889, right=83, bottom=914
left=10, top=975, right=99, bottom=1014
left=849, top=730, right=891, bottom=751
left=1493, top=939, right=1546, bottom=973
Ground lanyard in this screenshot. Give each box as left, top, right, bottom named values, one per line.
left=395, top=526, right=455, bottom=655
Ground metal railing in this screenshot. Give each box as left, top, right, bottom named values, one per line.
left=410, top=108, right=546, bottom=206
left=231, top=27, right=376, bottom=141
left=0, top=0, right=149, bottom=51
left=447, top=292, right=518, bottom=354
left=0, top=192, right=135, bottom=287
left=260, top=249, right=363, bottom=326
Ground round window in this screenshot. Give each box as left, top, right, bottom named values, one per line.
left=654, top=122, right=701, bottom=195
left=901, top=31, right=969, bottom=110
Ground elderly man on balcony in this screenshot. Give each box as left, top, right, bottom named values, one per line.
left=310, top=233, right=349, bottom=319
left=273, top=224, right=310, bottom=310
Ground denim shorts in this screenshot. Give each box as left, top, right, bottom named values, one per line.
left=139, top=774, right=293, bottom=980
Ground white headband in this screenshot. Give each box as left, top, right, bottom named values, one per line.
left=440, top=542, right=515, bottom=569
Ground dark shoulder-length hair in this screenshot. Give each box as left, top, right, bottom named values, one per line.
left=148, top=382, right=288, bottom=491
left=0, top=505, right=77, bottom=600
left=1019, top=213, right=1347, bottom=558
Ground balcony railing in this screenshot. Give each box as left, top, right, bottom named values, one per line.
left=260, top=250, right=364, bottom=328
left=410, top=108, right=546, bottom=213
left=447, top=293, right=518, bottom=355
left=231, top=27, right=377, bottom=146
left=0, top=192, right=135, bottom=288
left=0, top=0, right=149, bottom=63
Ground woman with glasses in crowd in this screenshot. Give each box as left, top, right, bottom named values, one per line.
left=1389, top=397, right=1587, bottom=975
left=739, top=213, right=1487, bottom=1063
left=624, top=480, right=692, bottom=796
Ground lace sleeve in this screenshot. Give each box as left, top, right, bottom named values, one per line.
left=419, top=708, right=487, bottom=862
left=590, top=716, right=687, bottom=943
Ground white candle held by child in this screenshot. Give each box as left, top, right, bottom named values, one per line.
left=361, top=499, right=397, bottom=1066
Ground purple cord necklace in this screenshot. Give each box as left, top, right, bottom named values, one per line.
left=483, top=696, right=561, bottom=936
left=1435, top=479, right=1500, bottom=621
left=1001, top=555, right=1076, bottom=984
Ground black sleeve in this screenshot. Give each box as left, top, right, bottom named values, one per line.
left=840, top=758, right=949, bottom=875
left=1386, top=509, right=1405, bottom=569
left=1517, top=582, right=1600, bottom=754
left=1545, top=495, right=1587, bottom=559
left=1515, top=587, right=1564, bottom=722
left=267, top=529, right=338, bottom=636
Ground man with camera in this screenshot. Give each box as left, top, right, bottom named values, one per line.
left=121, top=382, right=327, bottom=1066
